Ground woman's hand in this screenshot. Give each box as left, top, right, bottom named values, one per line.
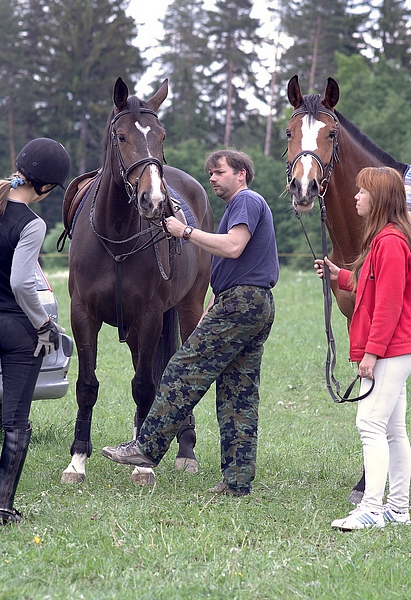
left=358, top=353, right=377, bottom=380
left=314, top=256, right=340, bottom=281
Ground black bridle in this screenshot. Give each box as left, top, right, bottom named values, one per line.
left=110, top=107, right=166, bottom=210
left=285, top=106, right=340, bottom=197
left=286, top=107, right=375, bottom=403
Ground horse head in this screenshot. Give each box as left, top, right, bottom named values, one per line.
left=286, top=75, right=340, bottom=213
left=109, top=77, right=169, bottom=220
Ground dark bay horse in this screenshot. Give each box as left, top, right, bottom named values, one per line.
left=285, top=75, right=409, bottom=501
left=61, top=77, right=213, bottom=486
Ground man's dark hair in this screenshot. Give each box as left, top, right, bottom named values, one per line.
left=204, top=148, right=254, bottom=185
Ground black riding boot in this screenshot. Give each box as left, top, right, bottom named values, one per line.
left=0, top=425, right=32, bottom=525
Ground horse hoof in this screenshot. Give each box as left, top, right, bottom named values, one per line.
left=348, top=489, right=364, bottom=505
left=131, top=467, right=155, bottom=486
left=61, top=472, right=86, bottom=484
left=175, top=457, right=198, bottom=474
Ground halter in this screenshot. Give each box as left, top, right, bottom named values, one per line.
left=286, top=107, right=375, bottom=403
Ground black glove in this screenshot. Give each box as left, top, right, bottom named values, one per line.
left=34, top=319, right=65, bottom=357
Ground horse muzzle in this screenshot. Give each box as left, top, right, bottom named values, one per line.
left=137, top=189, right=167, bottom=220
left=289, top=177, right=319, bottom=212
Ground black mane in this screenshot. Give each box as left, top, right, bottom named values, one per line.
left=301, top=94, right=322, bottom=121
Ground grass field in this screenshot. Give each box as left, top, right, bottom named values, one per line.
left=1, top=268, right=411, bottom=600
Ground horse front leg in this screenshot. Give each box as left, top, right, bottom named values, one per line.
left=126, top=326, right=160, bottom=486
left=61, top=311, right=101, bottom=484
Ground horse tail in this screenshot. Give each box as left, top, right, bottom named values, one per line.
left=153, top=307, right=179, bottom=389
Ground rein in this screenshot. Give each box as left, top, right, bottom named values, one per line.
left=287, top=107, right=375, bottom=403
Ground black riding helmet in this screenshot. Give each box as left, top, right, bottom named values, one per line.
left=16, top=138, right=70, bottom=195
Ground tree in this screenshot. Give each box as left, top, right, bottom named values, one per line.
left=370, top=0, right=411, bottom=68
left=335, top=52, right=411, bottom=162
left=0, top=0, right=30, bottom=172
left=32, top=0, right=144, bottom=175
left=206, top=0, right=264, bottom=146
left=278, top=0, right=370, bottom=93
left=159, top=0, right=212, bottom=145
left=0, top=0, right=145, bottom=229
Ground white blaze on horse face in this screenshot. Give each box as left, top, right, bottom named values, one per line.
left=299, top=115, right=326, bottom=195
left=135, top=120, right=163, bottom=203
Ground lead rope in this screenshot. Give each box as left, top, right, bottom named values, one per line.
left=295, top=196, right=375, bottom=403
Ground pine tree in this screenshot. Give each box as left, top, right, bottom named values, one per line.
left=278, top=0, right=370, bottom=93
left=370, top=0, right=411, bottom=69
left=206, top=0, right=263, bottom=146
left=32, top=0, right=144, bottom=175
left=0, top=0, right=29, bottom=171
left=159, top=0, right=212, bottom=144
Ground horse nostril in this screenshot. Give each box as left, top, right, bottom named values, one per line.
left=289, top=178, right=301, bottom=197
left=139, top=192, right=152, bottom=210
left=307, top=179, right=319, bottom=197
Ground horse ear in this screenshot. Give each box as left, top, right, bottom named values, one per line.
left=322, top=77, right=339, bottom=109
left=146, top=79, right=169, bottom=112
left=287, top=75, right=303, bottom=109
left=113, top=77, right=129, bottom=112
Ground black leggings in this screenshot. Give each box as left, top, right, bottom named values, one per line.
left=0, top=316, right=42, bottom=429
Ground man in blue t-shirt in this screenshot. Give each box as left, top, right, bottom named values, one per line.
left=103, top=149, right=279, bottom=496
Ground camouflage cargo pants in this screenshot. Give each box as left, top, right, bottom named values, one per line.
left=138, top=285, right=275, bottom=493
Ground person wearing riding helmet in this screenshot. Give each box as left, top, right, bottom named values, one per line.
left=0, top=137, right=70, bottom=525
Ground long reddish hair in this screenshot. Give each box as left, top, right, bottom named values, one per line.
left=350, top=166, right=411, bottom=288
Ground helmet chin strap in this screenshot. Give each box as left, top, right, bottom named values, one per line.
left=33, top=182, right=56, bottom=196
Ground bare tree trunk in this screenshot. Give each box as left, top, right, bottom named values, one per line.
left=7, top=80, right=15, bottom=171
left=264, top=69, right=276, bottom=156
left=309, top=15, right=322, bottom=92
left=224, top=58, right=234, bottom=147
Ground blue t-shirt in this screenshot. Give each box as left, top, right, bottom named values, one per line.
left=210, top=188, right=279, bottom=295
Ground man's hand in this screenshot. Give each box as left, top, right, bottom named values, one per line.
left=34, top=319, right=65, bottom=357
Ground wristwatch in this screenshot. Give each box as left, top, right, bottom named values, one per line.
left=183, top=226, right=193, bottom=240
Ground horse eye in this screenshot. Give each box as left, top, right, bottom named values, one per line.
left=118, top=133, right=126, bottom=143
left=329, top=131, right=336, bottom=140
left=286, top=130, right=291, bottom=140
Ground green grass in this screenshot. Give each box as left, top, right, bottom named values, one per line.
left=1, top=268, right=411, bottom=599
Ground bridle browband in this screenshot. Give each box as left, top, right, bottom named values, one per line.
left=286, top=106, right=375, bottom=403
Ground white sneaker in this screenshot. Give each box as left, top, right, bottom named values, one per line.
left=383, top=508, right=411, bottom=524
left=331, top=507, right=385, bottom=530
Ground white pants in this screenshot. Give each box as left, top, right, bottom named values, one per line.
left=357, top=355, right=411, bottom=513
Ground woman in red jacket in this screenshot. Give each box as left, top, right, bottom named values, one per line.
left=315, top=166, right=411, bottom=531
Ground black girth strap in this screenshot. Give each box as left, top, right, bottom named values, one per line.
left=115, top=258, right=128, bottom=343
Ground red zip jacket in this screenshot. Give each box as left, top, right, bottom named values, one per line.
left=338, top=225, right=411, bottom=362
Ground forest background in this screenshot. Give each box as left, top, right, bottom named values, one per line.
left=1, top=0, right=411, bottom=269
